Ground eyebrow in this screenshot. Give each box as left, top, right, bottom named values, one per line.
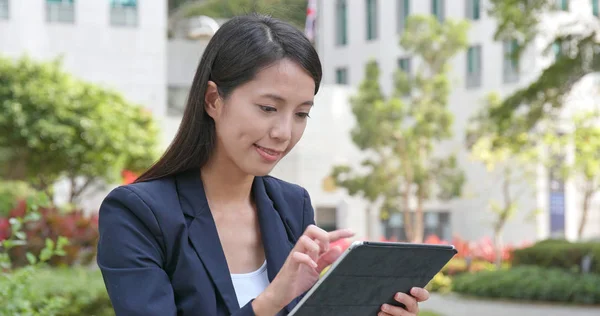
left=260, top=93, right=314, bottom=106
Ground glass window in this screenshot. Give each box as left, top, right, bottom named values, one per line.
left=46, top=0, right=75, bottom=24
left=397, top=0, right=410, bottom=33
left=335, top=67, right=348, bottom=85
left=366, top=0, right=378, bottom=40
left=503, top=40, right=519, bottom=83
left=466, top=45, right=482, bottom=88
left=0, top=0, right=8, bottom=20
left=557, top=0, right=569, bottom=10
left=167, top=86, right=189, bottom=116
left=431, top=0, right=445, bottom=22
left=466, top=0, right=480, bottom=20
left=316, top=207, right=337, bottom=232
left=593, top=0, right=599, bottom=17
left=336, top=0, right=348, bottom=46
left=553, top=41, right=563, bottom=58
left=398, top=57, right=411, bottom=73
left=111, top=0, right=138, bottom=27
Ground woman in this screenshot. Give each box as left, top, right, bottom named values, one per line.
left=97, top=14, right=430, bottom=316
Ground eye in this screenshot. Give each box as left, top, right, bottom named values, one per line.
left=258, top=105, right=277, bottom=113
left=296, top=112, right=311, bottom=119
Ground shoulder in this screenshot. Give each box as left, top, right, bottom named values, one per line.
left=103, top=177, right=177, bottom=210
left=262, top=175, right=309, bottom=201
left=99, top=177, right=180, bottom=235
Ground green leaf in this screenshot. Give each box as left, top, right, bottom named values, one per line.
left=14, top=231, right=26, bottom=240
left=26, top=252, right=37, bottom=265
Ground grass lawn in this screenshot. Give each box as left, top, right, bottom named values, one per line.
left=420, top=310, right=442, bottom=316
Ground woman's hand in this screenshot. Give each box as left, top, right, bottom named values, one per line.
left=252, top=225, right=354, bottom=315
left=378, top=287, right=430, bottom=316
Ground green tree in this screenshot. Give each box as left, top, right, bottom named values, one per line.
left=0, top=55, right=159, bottom=205
left=543, top=110, right=600, bottom=239
left=485, top=0, right=600, bottom=143
left=331, top=15, right=469, bottom=242
left=466, top=92, right=539, bottom=267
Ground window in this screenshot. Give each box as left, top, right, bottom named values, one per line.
left=553, top=40, right=564, bottom=58
left=383, top=212, right=452, bottom=241
left=431, top=0, right=445, bottom=22
left=46, top=0, right=75, bottom=24
left=466, top=45, right=482, bottom=88
left=557, top=0, right=569, bottom=10
left=111, top=0, right=138, bottom=27
left=0, top=0, right=8, bottom=20
left=593, top=0, right=599, bottom=17
left=366, top=0, right=378, bottom=40
left=335, top=67, right=348, bottom=85
left=316, top=207, right=337, bottom=232
left=465, top=0, right=480, bottom=20
left=167, top=86, right=190, bottom=116
left=398, top=57, right=411, bottom=73
left=397, top=0, right=410, bottom=33
left=503, top=40, right=519, bottom=83
left=336, top=0, right=348, bottom=46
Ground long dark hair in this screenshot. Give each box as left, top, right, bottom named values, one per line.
left=135, top=14, right=322, bottom=183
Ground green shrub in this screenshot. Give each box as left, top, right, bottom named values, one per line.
left=441, top=258, right=510, bottom=276
left=0, top=267, right=113, bottom=316
left=425, top=272, right=452, bottom=293
left=453, top=266, right=600, bottom=304
left=512, top=240, right=600, bottom=273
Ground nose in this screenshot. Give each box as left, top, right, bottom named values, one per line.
left=269, top=115, right=292, bottom=142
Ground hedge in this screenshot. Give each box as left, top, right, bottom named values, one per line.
left=452, top=265, right=600, bottom=304
left=512, top=239, right=600, bottom=274
left=1, top=267, right=113, bottom=316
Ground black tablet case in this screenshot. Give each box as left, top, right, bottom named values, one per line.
left=289, top=242, right=457, bottom=316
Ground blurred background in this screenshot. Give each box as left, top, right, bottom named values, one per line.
left=1, top=0, right=600, bottom=315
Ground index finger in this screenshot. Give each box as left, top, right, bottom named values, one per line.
left=303, top=225, right=331, bottom=252
left=327, top=228, right=355, bottom=242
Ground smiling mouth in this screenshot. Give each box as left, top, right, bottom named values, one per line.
left=254, top=144, right=283, bottom=162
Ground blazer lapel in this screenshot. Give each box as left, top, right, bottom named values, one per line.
left=175, top=169, right=240, bottom=313
left=252, top=177, right=297, bottom=314
left=175, top=170, right=296, bottom=314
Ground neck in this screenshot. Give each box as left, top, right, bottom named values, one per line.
left=200, top=153, right=255, bottom=206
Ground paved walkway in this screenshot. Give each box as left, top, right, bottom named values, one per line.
left=422, top=293, right=600, bottom=316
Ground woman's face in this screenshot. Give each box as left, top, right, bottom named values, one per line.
left=205, top=58, right=315, bottom=176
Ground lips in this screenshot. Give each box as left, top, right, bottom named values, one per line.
left=254, top=144, right=283, bottom=162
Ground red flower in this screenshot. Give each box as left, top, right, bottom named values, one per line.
left=121, top=170, right=139, bottom=185
left=0, top=217, right=9, bottom=241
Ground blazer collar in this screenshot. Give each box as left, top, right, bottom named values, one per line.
left=175, top=168, right=294, bottom=314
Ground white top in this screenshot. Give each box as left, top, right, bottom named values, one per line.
left=231, top=260, right=270, bottom=308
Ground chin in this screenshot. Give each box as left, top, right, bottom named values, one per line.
left=244, top=163, right=279, bottom=177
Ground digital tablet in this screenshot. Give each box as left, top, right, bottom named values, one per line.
left=288, top=241, right=457, bottom=316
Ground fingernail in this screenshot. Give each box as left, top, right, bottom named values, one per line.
left=396, top=292, right=402, bottom=299
left=311, top=260, right=318, bottom=268
left=381, top=304, right=389, bottom=312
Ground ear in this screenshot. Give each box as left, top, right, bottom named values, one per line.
left=204, top=81, right=222, bottom=120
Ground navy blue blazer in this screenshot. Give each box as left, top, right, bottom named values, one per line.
left=96, top=168, right=315, bottom=316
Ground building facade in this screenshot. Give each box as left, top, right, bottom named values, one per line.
left=0, top=0, right=167, bottom=211
left=308, top=0, right=600, bottom=242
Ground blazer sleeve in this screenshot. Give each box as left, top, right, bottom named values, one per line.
left=96, top=186, right=177, bottom=316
